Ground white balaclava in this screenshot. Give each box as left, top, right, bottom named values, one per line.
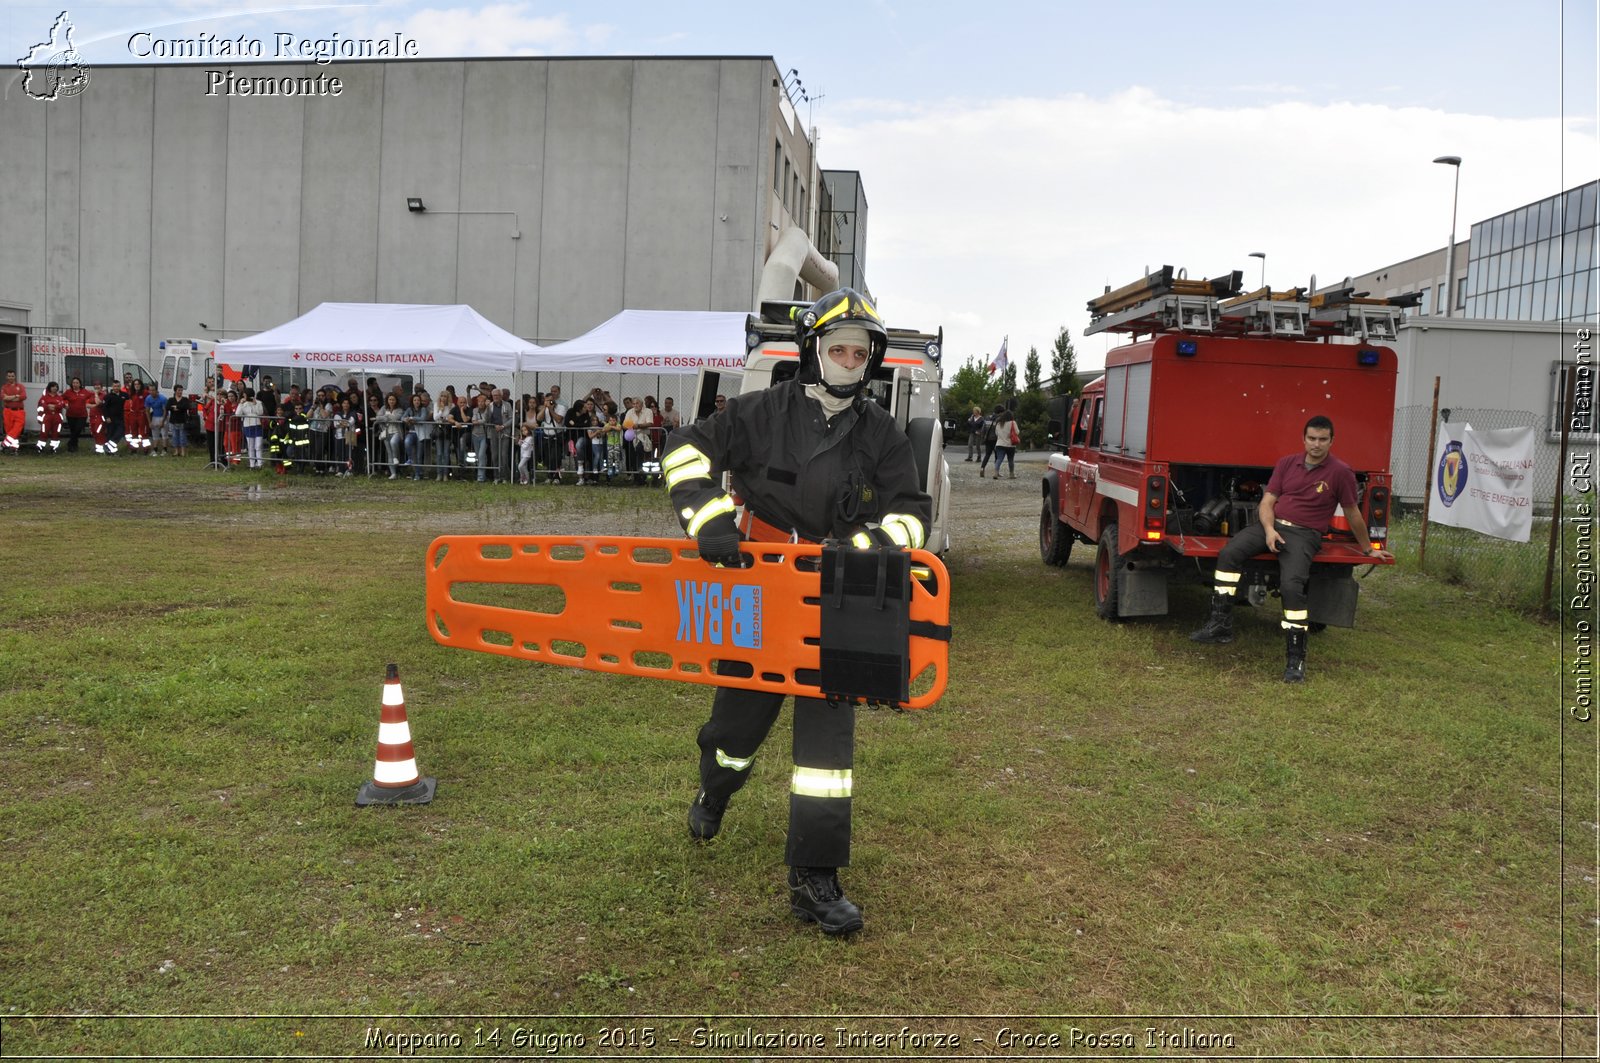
left=806, top=325, right=871, bottom=415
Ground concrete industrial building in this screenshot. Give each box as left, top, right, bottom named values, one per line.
left=0, top=56, right=866, bottom=374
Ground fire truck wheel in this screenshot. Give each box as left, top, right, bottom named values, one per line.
left=1040, top=497, right=1073, bottom=566
left=1093, top=523, right=1124, bottom=621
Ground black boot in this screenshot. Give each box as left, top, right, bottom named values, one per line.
left=1283, top=628, right=1307, bottom=683
left=787, top=867, right=863, bottom=935
left=687, top=788, right=727, bottom=840
left=1189, top=593, right=1235, bottom=643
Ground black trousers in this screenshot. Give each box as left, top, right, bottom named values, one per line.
left=696, top=686, right=855, bottom=868
left=1216, top=520, right=1321, bottom=623
left=65, top=417, right=86, bottom=451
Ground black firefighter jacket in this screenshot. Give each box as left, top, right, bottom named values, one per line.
left=663, top=378, right=931, bottom=546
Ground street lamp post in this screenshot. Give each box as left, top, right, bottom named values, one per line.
left=1248, top=251, right=1266, bottom=290
left=1433, top=156, right=1462, bottom=317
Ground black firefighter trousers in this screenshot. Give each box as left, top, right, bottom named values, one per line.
left=1215, top=520, right=1322, bottom=629
left=696, top=687, right=855, bottom=869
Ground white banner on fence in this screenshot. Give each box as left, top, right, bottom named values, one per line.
left=1430, top=422, right=1537, bottom=542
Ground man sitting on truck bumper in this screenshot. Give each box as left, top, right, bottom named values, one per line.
left=1190, top=415, right=1383, bottom=683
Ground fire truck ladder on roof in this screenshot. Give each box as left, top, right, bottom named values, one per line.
left=1217, top=287, right=1310, bottom=338
left=1085, top=267, right=1243, bottom=337
left=1306, top=288, right=1421, bottom=343
left=1087, top=267, right=1422, bottom=341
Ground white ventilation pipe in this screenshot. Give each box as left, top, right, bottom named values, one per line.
left=758, top=225, right=840, bottom=304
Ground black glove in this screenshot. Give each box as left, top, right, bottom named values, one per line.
left=849, top=524, right=901, bottom=549
left=696, top=512, right=746, bottom=568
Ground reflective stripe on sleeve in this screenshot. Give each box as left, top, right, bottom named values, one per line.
left=685, top=494, right=735, bottom=536
left=715, top=749, right=754, bottom=771
left=662, top=457, right=713, bottom=489
left=880, top=513, right=926, bottom=550
left=791, top=766, right=852, bottom=799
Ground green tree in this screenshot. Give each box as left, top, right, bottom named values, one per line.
left=1050, top=326, right=1080, bottom=398
left=1015, top=390, right=1050, bottom=449
left=1023, top=345, right=1042, bottom=394
left=1000, top=361, right=1018, bottom=397
left=942, top=357, right=1000, bottom=436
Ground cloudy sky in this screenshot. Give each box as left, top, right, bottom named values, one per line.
left=5, top=0, right=1596, bottom=369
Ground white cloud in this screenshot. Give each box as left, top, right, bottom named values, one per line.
left=372, top=5, right=612, bottom=57
left=823, top=89, right=1599, bottom=369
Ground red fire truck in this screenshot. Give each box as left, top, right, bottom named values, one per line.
left=1039, top=266, right=1410, bottom=626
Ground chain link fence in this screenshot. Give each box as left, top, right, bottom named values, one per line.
left=1389, top=404, right=1586, bottom=614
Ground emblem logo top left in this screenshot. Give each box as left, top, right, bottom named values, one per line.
left=17, top=11, right=91, bottom=101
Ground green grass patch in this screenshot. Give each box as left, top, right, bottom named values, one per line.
left=0, top=457, right=1590, bottom=1057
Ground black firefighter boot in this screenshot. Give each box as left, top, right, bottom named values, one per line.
left=1283, top=628, right=1308, bottom=683
left=788, top=867, right=864, bottom=935
left=687, top=788, right=727, bottom=840
left=1189, top=594, right=1235, bottom=644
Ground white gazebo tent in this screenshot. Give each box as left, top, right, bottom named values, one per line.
left=214, top=302, right=539, bottom=476
left=527, top=310, right=750, bottom=375
left=217, top=302, right=539, bottom=375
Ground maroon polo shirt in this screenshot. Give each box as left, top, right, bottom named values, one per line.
left=1267, top=452, right=1358, bottom=533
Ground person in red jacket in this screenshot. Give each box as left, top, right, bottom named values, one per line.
left=35, top=382, right=66, bottom=453
left=123, top=380, right=151, bottom=452
left=199, top=383, right=217, bottom=456
left=1, top=370, right=25, bottom=453
left=87, top=386, right=112, bottom=454
left=221, top=390, right=243, bottom=465
left=62, top=377, right=91, bottom=452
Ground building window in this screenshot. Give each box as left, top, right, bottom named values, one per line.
left=1550, top=361, right=1597, bottom=441
left=1456, top=277, right=1466, bottom=311
left=774, top=140, right=782, bottom=193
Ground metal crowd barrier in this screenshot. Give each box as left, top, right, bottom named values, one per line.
left=207, top=412, right=666, bottom=485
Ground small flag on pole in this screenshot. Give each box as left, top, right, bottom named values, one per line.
left=987, top=337, right=1009, bottom=376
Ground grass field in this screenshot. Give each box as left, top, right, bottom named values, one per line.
left=0, top=455, right=1593, bottom=1059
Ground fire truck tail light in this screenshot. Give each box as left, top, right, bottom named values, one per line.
left=1367, top=486, right=1389, bottom=542
left=1144, top=475, right=1166, bottom=539
left=1357, top=349, right=1380, bottom=366
left=1177, top=340, right=1198, bottom=356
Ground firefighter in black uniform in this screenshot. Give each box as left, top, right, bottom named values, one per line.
left=661, top=288, right=931, bottom=936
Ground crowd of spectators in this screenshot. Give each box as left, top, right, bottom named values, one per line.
left=5, top=371, right=688, bottom=486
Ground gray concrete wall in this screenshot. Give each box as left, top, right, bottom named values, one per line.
left=43, top=93, right=84, bottom=330
left=0, top=56, right=784, bottom=356
left=79, top=67, right=153, bottom=345
left=711, top=61, right=767, bottom=312
left=153, top=67, right=228, bottom=342
left=1389, top=318, right=1577, bottom=500
left=458, top=61, right=547, bottom=334
left=0, top=89, right=47, bottom=319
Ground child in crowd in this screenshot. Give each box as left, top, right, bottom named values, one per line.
left=603, top=402, right=624, bottom=482
left=517, top=424, right=537, bottom=485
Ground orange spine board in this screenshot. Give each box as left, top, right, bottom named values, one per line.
left=424, top=535, right=950, bottom=709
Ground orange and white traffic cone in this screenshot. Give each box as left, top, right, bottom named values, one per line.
left=355, top=663, right=437, bottom=806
